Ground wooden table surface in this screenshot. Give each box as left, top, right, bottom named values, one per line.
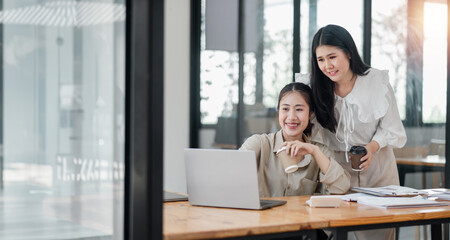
left=163, top=196, right=450, bottom=240
left=396, top=155, right=445, bottom=167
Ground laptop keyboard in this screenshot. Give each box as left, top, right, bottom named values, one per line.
left=260, top=199, right=286, bottom=209
left=260, top=200, right=275, bottom=207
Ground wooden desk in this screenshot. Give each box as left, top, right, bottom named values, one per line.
left=164, top=196, right=450, bottom=240
left=396, top=155, right=445, bottom=186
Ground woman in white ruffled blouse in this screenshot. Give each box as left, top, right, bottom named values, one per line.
left=306, top=24, right=407, bottom=240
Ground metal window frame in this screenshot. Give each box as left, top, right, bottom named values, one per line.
left=190, top=0, right=201, bottom=148
left=363, top=0, right=371, bottom=65
left=446, top=1, right=450, bottom=188
left=125, top=0, right=164, bottom=239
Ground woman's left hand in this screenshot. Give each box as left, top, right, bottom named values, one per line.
left=280, top=140, right=315, bottom=161
left=359, top=141, right=380, bottom=170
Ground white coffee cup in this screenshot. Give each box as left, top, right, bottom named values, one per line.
left=276, top=146, right=299, bottom=173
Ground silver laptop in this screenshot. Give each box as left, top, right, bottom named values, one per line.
left=184, top=148, right=286, bottom=210
left=164, top=191, right=188, bottom=202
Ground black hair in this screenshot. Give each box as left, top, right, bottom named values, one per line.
left=277, top=82, right=314, bottom=136
left=310, top=24, right=370, bottom=133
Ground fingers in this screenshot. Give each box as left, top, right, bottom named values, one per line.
left=293, top=146, right=299, bottom=157
left=287, top=143, right=295, bottom=158
left=281, top=140, right=308, bottom=158
left=292, top=145, right=299, bottom=158
left=360, top=161, right=368, bottom=170
left=292, top=143, right=305, bottom=157
left=282, top=142, right=298, bottom=158
left=360, top=155, right=369, bottom=161
left=360, top=155, right=372, bottom=170
left=284, top=142, right=292, bottom=155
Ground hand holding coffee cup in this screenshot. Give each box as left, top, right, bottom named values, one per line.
left=348, top=146, right=367, bottom=171
left=276, top=146, right=299, bottom=173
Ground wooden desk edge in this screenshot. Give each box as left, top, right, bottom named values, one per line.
left=328, top=209, right=450, bottom=227
left=396, top=155, right=445, bottom=167
left=396, top=160, right=445, bottom=167
left=164, top=222, right=328, bottom=240
left=164, top=196, right=450, bottom=240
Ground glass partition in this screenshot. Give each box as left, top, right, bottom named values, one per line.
left=372, top=0, right=407, bottom=120
left=198, top=0, right=448, bottom=192
left=241, top=0, right=293, bottom=145
left=316, top=0, right=363, bottom=51
left=201, top=0, right=292, bottom=148
left=423, top=1, right=447, bottom=124
left=300, top=0, right=363, bottom=74
left=372, top=0, right=447, bottom=190
left=0, top=0, right=125, bottom=239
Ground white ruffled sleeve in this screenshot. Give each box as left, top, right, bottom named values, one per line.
left=346, top=70, right=390, bottom=123
left=343, top=69, right=406, bottom=149
left=371, top=81, right=407, bottom=149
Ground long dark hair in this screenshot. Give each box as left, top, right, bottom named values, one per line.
left=310, top=24, right=370, bottom=133
left=277, top=82, right=314, bottom=136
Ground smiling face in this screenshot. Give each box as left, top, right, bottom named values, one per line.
left=278, top=92, right=310, bottom=142
left=315, top=45, right=354, bottom=84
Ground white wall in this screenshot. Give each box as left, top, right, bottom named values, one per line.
left=163, top=0, right=190, bottom=194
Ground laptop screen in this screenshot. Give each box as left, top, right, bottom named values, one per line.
left=184, top=148, right=262, bottom=209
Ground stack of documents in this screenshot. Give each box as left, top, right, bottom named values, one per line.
left=341, top=193, right=373, bottom=202
left=357, top=196, right=449, bottom=209
left=343, top=186, right=450, bottom=209
left=351, top=185, right=427, bottom=197
left=425, top=189, right=450, bottom=200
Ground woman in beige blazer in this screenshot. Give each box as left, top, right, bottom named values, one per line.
left=240, top=82, right=350, bottom=198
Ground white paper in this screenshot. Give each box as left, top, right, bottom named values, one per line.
left=357, top=196, right=449, bottom=209
left=352, top=185, right=427, bottom=197
left=425, top=188, right=450, bottom=200
left=341, top=193, right=374, bottom=202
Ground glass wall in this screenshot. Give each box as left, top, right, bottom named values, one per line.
left=0, top=0, right=125, bottom=239
left=316, top=0, right=363, bottom=51
left=423, top=1, right=447, bottom=123
left=198, top=0, right=448, bottom=189
left=372, top=0, right=407, bottom=119
left=373, top=0, right=447, bottom=125
left=241, top=0, right=293, bottom=145
left=300, top=0, right=363, bottom=74
left=372, top=0, right=447, bottom=191
left=201, top=0, right=292, bottom=148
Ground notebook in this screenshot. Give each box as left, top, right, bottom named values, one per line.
left=184, top=148, right=287, bottom=210
left=351, top=185, right=427, bottom=197
left=356, top=196, right=449, bottom=209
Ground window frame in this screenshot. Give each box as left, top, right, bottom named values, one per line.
left=125, top=0, right=164, bottom=239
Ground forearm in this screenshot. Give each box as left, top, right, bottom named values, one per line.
left=311, top=145, right=331, bottom=174
left=321, top=161, right=351, bottom=194
left=366, top=140, right=380, bottom=154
